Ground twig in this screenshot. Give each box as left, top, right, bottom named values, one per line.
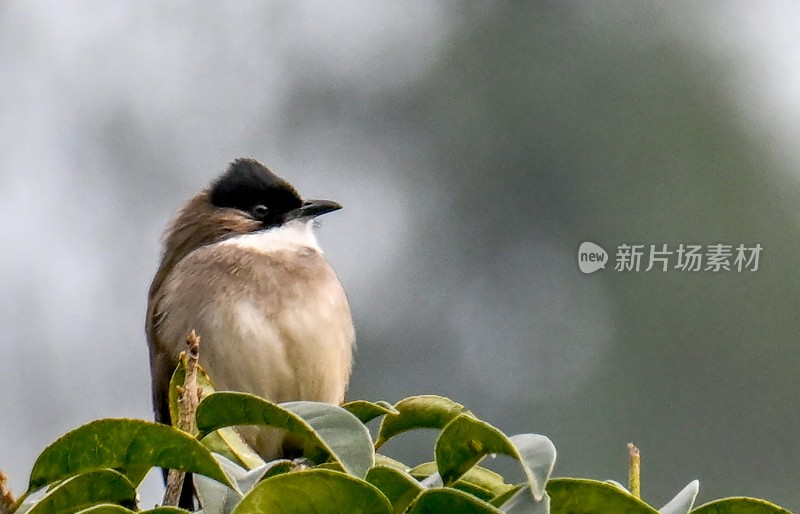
left=0, top=470, right=14, bottom=514
left=162, top=330, right=202, bottom=507
left=628, top=443, right=641, bottom=499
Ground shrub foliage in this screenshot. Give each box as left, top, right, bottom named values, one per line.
left=3, top=357, right=793, bottom=514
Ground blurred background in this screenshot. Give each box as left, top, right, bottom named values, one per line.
left=2, top=1, right=799, bottom=510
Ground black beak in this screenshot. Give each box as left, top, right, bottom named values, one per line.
left=284, top=199, right=342, bottom=222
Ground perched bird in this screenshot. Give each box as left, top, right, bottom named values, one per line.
left=146, top=158, right=354, bottom=460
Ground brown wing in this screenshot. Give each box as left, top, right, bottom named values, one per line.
left=146, top=279, right=175, bottom=428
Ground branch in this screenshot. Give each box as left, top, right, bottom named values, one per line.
left=162, top=330, right=202, bottom=507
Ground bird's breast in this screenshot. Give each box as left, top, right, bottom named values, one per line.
left=154, top=229, right=354, bottom=410
left=205, top=245, right=354, bottom=403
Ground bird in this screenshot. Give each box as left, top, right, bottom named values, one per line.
left=146, top=158, right=355, bottom=462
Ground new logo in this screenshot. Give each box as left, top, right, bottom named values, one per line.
left=578, top=242, right=608, bottom=274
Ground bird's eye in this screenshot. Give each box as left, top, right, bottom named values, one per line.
left=251, top=204, right=269, bottom=220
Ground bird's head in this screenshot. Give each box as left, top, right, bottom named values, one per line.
left=209, top=158, right=342, bottom=231
left=156, top=158, right=341, bottom=279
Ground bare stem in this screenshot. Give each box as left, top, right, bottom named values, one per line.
left=628, top=443, right=641, bottom=499
left=162, top=330, right=202, bottom=507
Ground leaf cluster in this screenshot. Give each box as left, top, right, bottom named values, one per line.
left=5, top=363, right=793, bottom=513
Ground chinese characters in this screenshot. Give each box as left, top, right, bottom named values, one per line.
left=613, top=243, right=762, bottom=272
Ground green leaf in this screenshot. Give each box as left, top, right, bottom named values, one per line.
left=342, top=400, right=399, bottom=424
left=200, top=429, right=267, bottom=471
left=25, top=469, right=136, bottom=514
left=195, top=392, right=374, bottom=478
left=547, top=478, right=659, bottom=513
left=262, top=460, right=294, bottom=479
left=73, top=505, right=135, bottom=514
left=231, top=469, right=392, bottom=514
left=454, top=480, right=496, bottom=502
left=459, top=467, right=515, bottom=498
left=690, top=497, right=793, bottom=514
left=408, top=461, right=438, bottom=477
left=375, top=395, right=466, bottom=448
left=170, top=355, right=265, bottom=470
left=28, top=418, right=235, bottom=491
left=366, top=465, right=424, bottom=513
left=75, top=506, right=188, bottom=514
left=315, top=461, right=346, bottom=472
left=374, top=454, right=412, bottom=472
left=435, top=414, right=556, bottom=501
left=490, top=485, right=526, bottom=508
left=407, top=488, right=503, bottom=514
left=410, top=462, right=516, bottom=501
left=497, top=487, right=550, bottom=514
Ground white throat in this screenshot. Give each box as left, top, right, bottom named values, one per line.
left=219, top=220, right=322, bottom=254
